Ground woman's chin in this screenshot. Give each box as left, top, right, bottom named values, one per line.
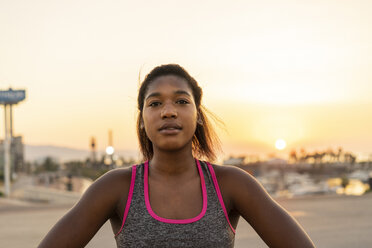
left=154, top=140, right=192, bottom=153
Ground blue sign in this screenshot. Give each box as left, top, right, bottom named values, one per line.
left=0, top=88, right=26, bottom=104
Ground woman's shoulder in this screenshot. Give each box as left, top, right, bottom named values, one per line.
left=70, top=166, right=136, bottom=218
left=209, top=163, right=263, bottom=197
left=77, top=166, right=135, bottom=208
left=100, top=166, right=134, bottom=181
left=92, top=166, right=134, bottom=194
left=209, top=163, right=253, bottom=181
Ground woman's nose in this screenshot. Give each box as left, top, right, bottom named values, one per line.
left=161, top=103, right=177, bottom=119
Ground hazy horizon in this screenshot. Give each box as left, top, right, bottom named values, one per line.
left=1, top=0, right=371, bottom=161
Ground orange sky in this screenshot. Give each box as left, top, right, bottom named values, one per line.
left=1, top=0, right=371, bottom=161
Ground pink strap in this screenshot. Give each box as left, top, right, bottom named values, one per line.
left=206, top=162, right=236, bottom=234
left=144, top=159, right=208, bottom=224
left=115, top=165, right=137, bottom=236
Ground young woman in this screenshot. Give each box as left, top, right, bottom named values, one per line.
left=39, top=64, right=315, bottom=247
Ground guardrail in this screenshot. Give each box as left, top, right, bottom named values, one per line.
left=11, top=186, right=81, bottom=205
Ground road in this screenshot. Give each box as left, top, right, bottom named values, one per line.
left=0, top=193, right=371, bottom=247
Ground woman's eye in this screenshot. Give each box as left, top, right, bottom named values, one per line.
left=149, top=102, right=161, bottom=107
left=177, top=99, right=189, bottom=104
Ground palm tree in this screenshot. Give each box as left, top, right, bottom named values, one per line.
left=289, top=149, right=297, bottom=164
left=336, top=147, right=343, bottom=163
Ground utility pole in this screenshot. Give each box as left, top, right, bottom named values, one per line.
left=3, top=104, right=11, bottom=196
left=1, top=88, right=26, bottom=197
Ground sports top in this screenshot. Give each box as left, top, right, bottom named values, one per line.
left=114, top=159, right=236, bottom=247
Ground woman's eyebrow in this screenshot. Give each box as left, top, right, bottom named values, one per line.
left=145, top=92, right=161, bottom=100
left=174, top=90, right=191, bottom=97
left=145, top=90, right=191, bottom=100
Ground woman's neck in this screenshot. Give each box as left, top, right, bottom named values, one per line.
left=149, top=147, right=196, bottom=176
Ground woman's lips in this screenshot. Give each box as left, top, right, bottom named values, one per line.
left=159, top=127, right=182, bottom=135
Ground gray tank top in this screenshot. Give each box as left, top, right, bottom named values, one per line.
left=115, top=159, right=235, bottom=247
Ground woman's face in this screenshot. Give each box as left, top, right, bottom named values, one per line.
left=142, top=75, right=198, bottom=153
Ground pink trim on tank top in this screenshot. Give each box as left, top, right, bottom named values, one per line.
left=206, top=162, right=236, bottom=234
left=144, top=159, right=208, bottom=224
left=115, top=165, right=137, bottom=237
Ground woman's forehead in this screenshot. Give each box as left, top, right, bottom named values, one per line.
left=145, top=75, right=193, bottom=97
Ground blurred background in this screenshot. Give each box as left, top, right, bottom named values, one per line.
left=0, top=0, right=371, bottom=247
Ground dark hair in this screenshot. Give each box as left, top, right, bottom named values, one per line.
left=137, top=64, right=221, bottom=161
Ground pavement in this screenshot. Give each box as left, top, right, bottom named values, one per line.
left=0, top=193, right=372, bottom=247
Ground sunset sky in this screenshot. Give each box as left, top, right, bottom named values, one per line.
left=1, top=0, right=371, bottom=161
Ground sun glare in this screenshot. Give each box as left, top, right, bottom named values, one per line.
left=275, top=139, right=286, bottom=150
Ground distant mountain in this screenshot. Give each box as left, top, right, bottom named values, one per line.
left=24, top=144, right=140, bottom=163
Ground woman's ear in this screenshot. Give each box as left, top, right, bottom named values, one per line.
left=139, top=115, right=145, bottom=129
left=197, top=113, right=203, bottom=126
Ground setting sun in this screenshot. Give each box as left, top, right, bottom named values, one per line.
left=275, top=139, right=287, bottom=150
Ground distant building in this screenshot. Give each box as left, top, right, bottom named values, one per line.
left=223, top=156, right=262, bottom=177
left=0, top=135, right=25, bottom=173
left=223, top=156, right=245, bottom=166
left=265, top=158, right=288, bottom=166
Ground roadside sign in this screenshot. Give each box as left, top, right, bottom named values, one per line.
left=0, top=88, right=26, bottom=104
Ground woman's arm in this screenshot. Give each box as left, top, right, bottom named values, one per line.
left=38, top=168, right=131, bottom=248
left=218, top=165, right=315, bottom=248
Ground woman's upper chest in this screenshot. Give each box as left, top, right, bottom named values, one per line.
left=147, top=173, right=203, bottom=219
left=114, top=163, right=238, bottom=228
